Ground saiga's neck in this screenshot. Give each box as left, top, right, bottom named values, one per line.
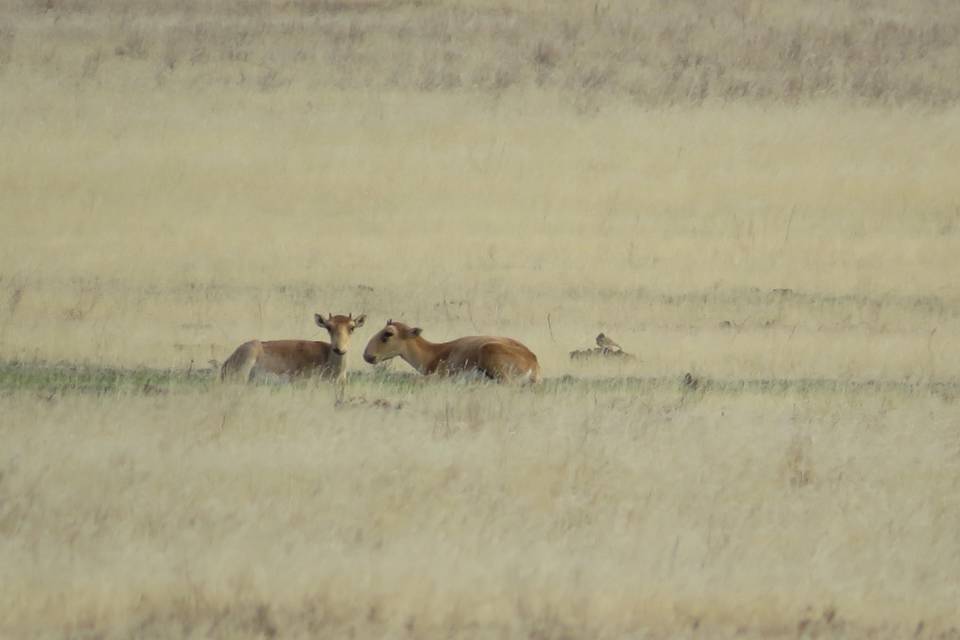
left=328, top=349, right=347, bottom=379
left=400, top=336, right=444, bottom=375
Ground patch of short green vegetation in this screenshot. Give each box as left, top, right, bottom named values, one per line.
left=0, top=359, right=214, bottom=395
left=1, top=359, right=957, bottom=402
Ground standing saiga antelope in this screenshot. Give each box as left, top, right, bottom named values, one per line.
left=221, top=313, right=366, bottom=385
left=362, top=320, right=541, bottom=384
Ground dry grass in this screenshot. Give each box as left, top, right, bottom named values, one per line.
left=3, top=386, right=959, bottom=639
left=2, top=0, right=960, bottom=637
left=2, top=94, right=958, bottom=381
left=5, top=0, right=960, bottom=106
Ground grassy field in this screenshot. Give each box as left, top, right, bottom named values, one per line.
left=3, top=364, right=959, bottom=638
left=2, top=0, right=960, bottom=638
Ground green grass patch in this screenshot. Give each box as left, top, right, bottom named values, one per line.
left=1, top=359, right=957, bottom=402
left=0, top=359, right=214, bottom=396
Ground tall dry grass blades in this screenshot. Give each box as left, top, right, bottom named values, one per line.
left=4, top=0, right=960, bottom=105
left=1, top=0, right=959, bottom=637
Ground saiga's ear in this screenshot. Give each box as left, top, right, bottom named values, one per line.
left=314, top=313, right=328, bottom=328
left=354, top=314, right=367, bottom=327
left=410, top=327, right=423, bottom=337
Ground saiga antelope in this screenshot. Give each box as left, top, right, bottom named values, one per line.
left=221, top=313, right=366, bottom=385
left=362, top=320, right=541, bottom=384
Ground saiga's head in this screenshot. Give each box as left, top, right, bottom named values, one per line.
left=315, top=313, right=366, bottom=356
left=363, top=319, right=422, bottom=364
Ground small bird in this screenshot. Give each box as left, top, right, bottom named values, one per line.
left=596, top=333, right=622, bottom=352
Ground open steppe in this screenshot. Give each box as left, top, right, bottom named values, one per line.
left=2, top=1, right=960, bottom=637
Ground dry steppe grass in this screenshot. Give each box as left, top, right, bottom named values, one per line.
left=2, top=0, right=960, bottom=638
left=5, top=0, right=960, bottom=106
left=3, top=383, right=959, bottom=639
left=3, top=95, right=958, bottom=381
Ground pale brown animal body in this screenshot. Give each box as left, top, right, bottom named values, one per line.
left=221, top=313, right=365, bottom=383
left=363, top=320, right=541, bottom=384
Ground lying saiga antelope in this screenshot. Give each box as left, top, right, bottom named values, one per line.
left=362, top=320, right=541, bottom=384
left=221, top=313, right=366, bottom=385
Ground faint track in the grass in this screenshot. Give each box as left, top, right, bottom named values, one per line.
left=550, top=374, right=960, bottom=400
left=1, top=359, right=958, bottom=401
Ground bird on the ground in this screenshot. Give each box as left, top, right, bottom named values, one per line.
left=596, top=333, right=622, bottom=352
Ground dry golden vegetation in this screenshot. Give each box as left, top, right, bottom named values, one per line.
left=5, top=0, right=960, bottom=105
left=2, top=0, right=960, bottom=638
left=3, top=385, right=959, bottom=639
